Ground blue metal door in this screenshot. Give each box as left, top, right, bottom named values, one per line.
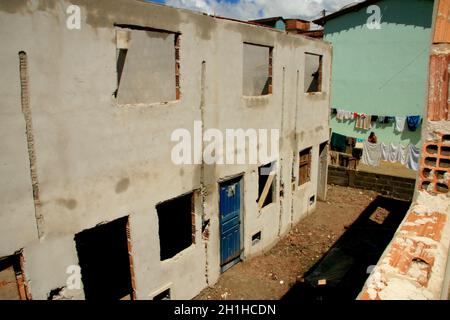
left=219, top=178, right=242, bottom=270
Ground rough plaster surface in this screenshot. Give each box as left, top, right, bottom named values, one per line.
left=0, top=0, right=331, bottom=299
left=242, top=43, right=270, bottom=96
left=117, top=28, right=176, bottom=105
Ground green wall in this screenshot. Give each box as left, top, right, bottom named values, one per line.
left=324, top=0, right=434, bottom=146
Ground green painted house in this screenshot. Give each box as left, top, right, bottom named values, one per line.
left=314, top=0, right=434, bottom=148
left=249, top=17, right=286, bottom=30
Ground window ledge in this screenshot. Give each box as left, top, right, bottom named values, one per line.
left=304, top=92, right=324, bottom=96
left=297, top=181, right=312, bottom=190
left=160, top=243, right=195, bottom=264
left=243, top=94, right=272, bottom=99
left=115, top=99, right=181, bottom=108
left=259, top=201, right=276, bottom=213
left=242, top=94, right=271, bottom=107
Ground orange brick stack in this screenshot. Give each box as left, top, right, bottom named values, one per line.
left=420, top=133, right=450, bottom=194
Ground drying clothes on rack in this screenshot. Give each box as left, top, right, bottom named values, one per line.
left=406, top=116, right=421, bottom=132
left=355, top=114, right=372, bottom=130
left=406, top=144, right=420, bottom=171
left=361, top=141, right=381, bottom=167
left=394, top=116, right=406, bottom=132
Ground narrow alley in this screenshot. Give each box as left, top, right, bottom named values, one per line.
left=196, top=185, right=410, bottom=300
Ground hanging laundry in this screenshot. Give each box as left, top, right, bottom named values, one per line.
left=346, top=137, right=356, bottom=148
left=394, top=116, right=406, bottom=132
left=361, top=141, right=381, bottom=166
left=330, top=132, right=347, bottom=152
left=371, top=115, right=378, bottom=122
left=330, top=108, right=337, bottom=115
left=380, top=142, right=389, bottom=161
left=363, top=115, right=372, bottom=130
left=343, top=110, right=353, bottom=120
left=406, top=116, right=421, bottom=132
left=379, top=116, right=393, bottom=124
left=406, top=144, right=420, bottom=171
left=398, top=144, right=408, bottom=165
left=388, top=143, right=399, bottom=163
left=388, top=143, right=407, bottom=164
left=336, top=109, right=345, bottom=120
left=353, top=112, right=359, bottom=119
left=383, top=116, right=395, bottom=124
left=355, top=114, right=372, bottom=130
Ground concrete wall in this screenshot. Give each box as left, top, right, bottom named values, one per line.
left=117, top=29, right=177, bottom=105
left=304, top=53, right=320, bottom=92
left=328, top=166, right=416, bottom=201
left=324, top=0, right=434, bottom=147
left=242, top=43, right=270, bottom=96
left=0, top=0, right=331, bottom=300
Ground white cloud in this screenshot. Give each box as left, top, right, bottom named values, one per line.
left=164, top=0, right=359, bottom=21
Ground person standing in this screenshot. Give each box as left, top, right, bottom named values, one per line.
left=368, top=132, right=378, bottom=143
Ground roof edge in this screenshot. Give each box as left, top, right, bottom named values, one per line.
left=313, top=0, right=381, bottom=26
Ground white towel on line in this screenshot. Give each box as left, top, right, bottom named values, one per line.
left=381, top=142, right=389, bottom=161
left=362, top=141, right=381, bottom=167
left=388, top=143, right=407, bottom=164
left=406, top=144, right=420, bottom=171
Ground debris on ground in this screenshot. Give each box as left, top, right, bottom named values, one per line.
left=195, top=185, right=379, bottom=300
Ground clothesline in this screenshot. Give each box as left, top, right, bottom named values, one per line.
left=330, top=132, right=420, bottom=171
left=331, top=108, right=422, bottom=132
left=361, top=141, right=420, bottom=171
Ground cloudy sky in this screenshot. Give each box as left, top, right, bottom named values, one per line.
left=145, top=0, right=359, bottom=21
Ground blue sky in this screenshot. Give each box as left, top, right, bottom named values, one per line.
left=145, top=0, right=357, bottom=21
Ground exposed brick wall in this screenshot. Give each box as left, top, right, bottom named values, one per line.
left=175, top=33, right=181, bottom=100
left=328, top=166, right=415, bottom=201
left=420, top=133, right=450, bottom=193
left=427, top=54, right=449, bottom=120
left=434, top=0, right=450, bottom=43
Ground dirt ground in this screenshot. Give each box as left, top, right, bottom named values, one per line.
left=195, top=185, right=381, bottom=300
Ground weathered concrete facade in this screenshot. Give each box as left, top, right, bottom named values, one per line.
left=0, top=0, right=331, bottom=300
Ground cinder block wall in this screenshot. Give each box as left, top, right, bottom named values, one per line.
left=327, top=166, right=416, bottom=201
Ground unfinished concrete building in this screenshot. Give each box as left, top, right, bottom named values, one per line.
left=0, top=0, right=331, bottom=300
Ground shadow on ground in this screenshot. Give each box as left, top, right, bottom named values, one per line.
left=281, top=196, right=410, bottom=302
